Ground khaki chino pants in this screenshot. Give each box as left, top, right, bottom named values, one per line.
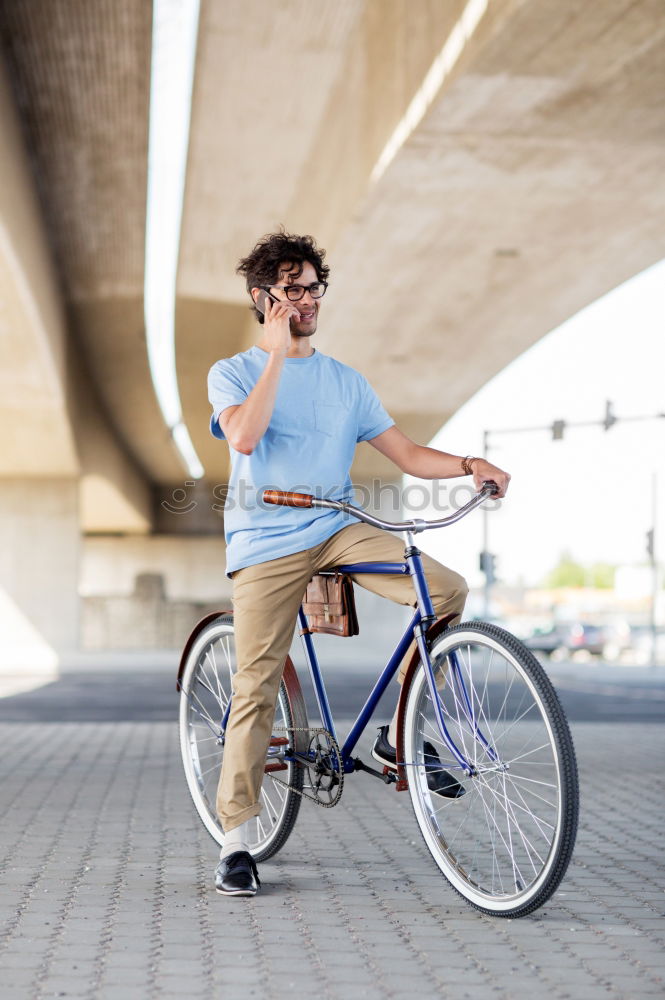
left=217, top=521, right=468, bottom=831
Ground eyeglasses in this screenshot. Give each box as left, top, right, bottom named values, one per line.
left=263, top=282, right=328, bottom=302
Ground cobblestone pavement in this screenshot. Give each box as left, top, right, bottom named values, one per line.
left=0, top=720, right=663, bottom=1000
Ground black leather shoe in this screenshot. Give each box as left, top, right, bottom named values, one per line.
left=423, top=741, right=466, bottom=799
left=371, top=724, right=398, bottom=770
left=371, top=725, right=466, bottom=799
left=215, top=850, right=261, bottom=897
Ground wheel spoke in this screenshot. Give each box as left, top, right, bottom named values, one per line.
left=483, top=781, right=507, bottom=897
left=448, top=653, right=473, bottom=763
left=481, top=773, right=550, bottom=857
left=463, top=647, right=502, bottom=762
left=501, top=773, right=557, bottom=837
left=475, top=775, right=529, bottom=887
left=200, top=651, right=222, bottom=707
left=503, top=742, right=554, bottom=765
left=492, top=698, right=544, bottom=743
left=465, top=644, right=500, bottom=754
left=504, top=724, right=548, bottom=771
left=195, top=749, right=222, bottom=763
left=504, top=772, right=559, bottom=790
left=473, top=779, right=515, bottom=893
left=260, top=779, right=282, bottom=819
left=198, top=760, right=223, bottom=779
left=441, top=782, right=482, bottom=854
left=207, top=643, right=227, bottom=708
left=187, top=687, right=220, bottom=732
left=266, top=776, right=288, bottom=804
left=503, top=775, right=557, bottom=811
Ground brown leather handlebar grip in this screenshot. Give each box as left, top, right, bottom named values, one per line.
left=263, top=489, right=314, bottom=508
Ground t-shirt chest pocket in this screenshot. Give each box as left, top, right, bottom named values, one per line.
left=314, top=400, right=348, bottom=437
left=269, top=397, right=315, bottom=437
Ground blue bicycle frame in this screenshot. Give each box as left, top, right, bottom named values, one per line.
left=280, top=545, right=496, bottom=777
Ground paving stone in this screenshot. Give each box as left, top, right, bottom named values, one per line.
left=96, top=988, right=151, bottom=1000
left=0, top=721, right=663, bottom=1000
left=3, top=968, right=38, bottom=986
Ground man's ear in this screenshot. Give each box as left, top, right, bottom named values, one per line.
left=250, top=287, right=260, bottom=304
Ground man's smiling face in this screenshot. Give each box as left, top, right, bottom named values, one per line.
left=271, top=260, right=322, bottom=338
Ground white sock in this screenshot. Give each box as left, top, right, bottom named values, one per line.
left=387, top=708, right=399, bottom=748
left=220, top=818, right=252, bottom=859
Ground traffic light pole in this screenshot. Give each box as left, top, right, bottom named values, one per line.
left=480, top=402, right=664, bottom=632
left=649, top=473, right=659, bottom=667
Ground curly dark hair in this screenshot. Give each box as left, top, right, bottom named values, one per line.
left=236, top=228, right=330, bottom=324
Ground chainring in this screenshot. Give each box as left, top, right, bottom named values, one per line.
left=269, top=727, right=344, bottom=808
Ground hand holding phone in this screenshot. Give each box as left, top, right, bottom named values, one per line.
left=255, top=288, right=278, bottom=316
left=256, top=288, right=300, bottom=356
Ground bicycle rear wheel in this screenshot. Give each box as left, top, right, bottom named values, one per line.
left=179, top=613, right=308, bottom=861
left=403, top=621, right=578, bottom=916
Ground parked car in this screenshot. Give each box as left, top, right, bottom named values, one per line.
left=565, top=623, right=606, bottom=657
left=525, top=623, right=608, bottom=660
left=523, top=626, right=568, bottom=657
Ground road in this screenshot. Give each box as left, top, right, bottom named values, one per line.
left=0, top=661, right=663, bottom=724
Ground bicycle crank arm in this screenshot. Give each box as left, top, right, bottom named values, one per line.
left=353, top=757, right=397, bottom=784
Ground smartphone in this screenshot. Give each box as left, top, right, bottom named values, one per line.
left=255, top=288, right=279, bottom=315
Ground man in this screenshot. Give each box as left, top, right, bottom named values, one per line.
left=208, top=230, right=510, bottom=896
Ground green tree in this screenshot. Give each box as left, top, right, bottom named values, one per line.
left=543, top=553, right=616, bottom=589
left=589, top=562, right=615, bottom=589
left=544, top=552, right=586, bottom=589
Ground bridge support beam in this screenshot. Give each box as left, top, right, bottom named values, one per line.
left=0, top=479, right=80, bottom=675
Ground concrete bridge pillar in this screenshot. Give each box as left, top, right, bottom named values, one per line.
left=0, top=479, right=79, bottom=674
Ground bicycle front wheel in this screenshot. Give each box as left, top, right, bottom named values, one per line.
left=179, top=613, right=308, bottom=861
left=403, top=621, right=578, bottom=917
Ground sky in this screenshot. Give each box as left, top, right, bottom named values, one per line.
left=404, top=259, right=665, bottom=589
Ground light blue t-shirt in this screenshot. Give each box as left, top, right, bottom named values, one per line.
left=208, top=346, right=394, bottom=574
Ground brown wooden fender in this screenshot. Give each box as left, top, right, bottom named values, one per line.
left=394, top=614, right=458, bottom=791
left=176, top=610, right=232, bottom=692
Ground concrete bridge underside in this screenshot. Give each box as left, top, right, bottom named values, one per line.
left=0, top=0, right=663, bottom=663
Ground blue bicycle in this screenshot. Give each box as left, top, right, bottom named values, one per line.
left=178, top=484, right=579, bottom=917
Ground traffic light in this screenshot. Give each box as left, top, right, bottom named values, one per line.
left=552, top=419, right=565, bottom=441
left=479, top=551, right=496, bottom=584
left=603, top=400, right=617, bottom=431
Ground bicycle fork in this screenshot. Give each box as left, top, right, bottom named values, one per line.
left=406, top=534, right=498, bottom=775
left=414, top=628, right=498, bottom=775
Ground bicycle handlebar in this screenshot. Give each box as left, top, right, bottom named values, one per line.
left=263, top=490, right=314, bottom=508
left=262, top=482, right=499, bottom=534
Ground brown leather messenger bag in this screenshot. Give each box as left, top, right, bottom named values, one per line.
left=302, top=572, right=359, bottom=638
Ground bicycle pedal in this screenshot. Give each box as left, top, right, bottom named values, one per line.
left=264, top=761, right=288, bottom=773
left=269, top=736, right=289, bottom=747
left=383, top=764, right=408, bottom=792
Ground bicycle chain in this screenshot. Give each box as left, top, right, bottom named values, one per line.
left=268, top=726, right=344, bottom=808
